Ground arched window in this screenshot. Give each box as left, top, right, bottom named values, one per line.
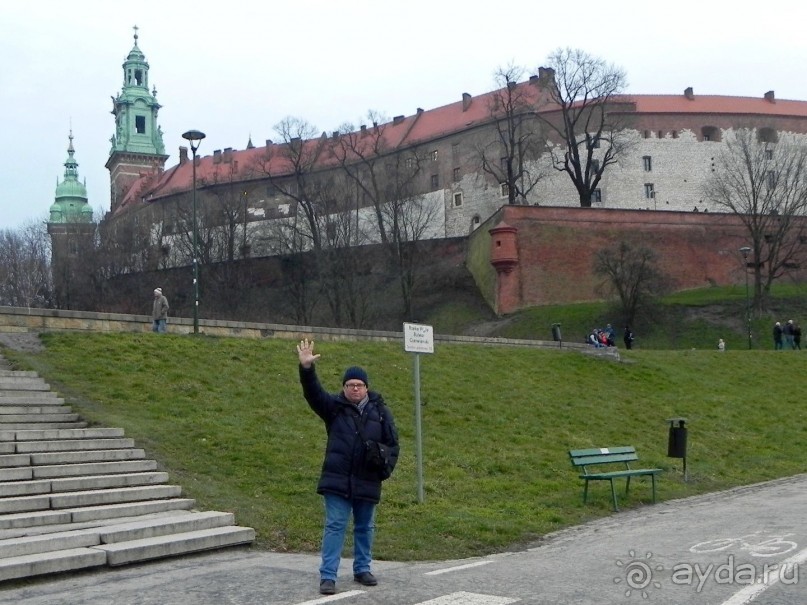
left=469, top=215, right=481, bottom=233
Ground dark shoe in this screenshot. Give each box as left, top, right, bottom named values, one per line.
left=353, top=572, right=378, bottom=586
left=319, top=579, right=336, bottom=595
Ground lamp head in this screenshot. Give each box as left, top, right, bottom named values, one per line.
left=182, top=130, right=206, bottom=153
left=739, top=246, right=751, bottom=258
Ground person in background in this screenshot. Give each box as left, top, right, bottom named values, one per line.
left=151, top=288, right=169, bottom=333
left=784, top=319, right=795, bottom=349
left=296, top=339, right=399, bottom=596
left=623, top=326, right=635, bottom=350
left=718, top=338, right=725, bottom=352
left=794, top=322, right=802, bottom=350
left=773, top=321, right=784, bottom=350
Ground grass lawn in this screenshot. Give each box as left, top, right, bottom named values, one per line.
left=4, top=329, right=807, bottom=562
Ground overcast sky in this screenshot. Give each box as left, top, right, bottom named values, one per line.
left=3, top=0, right=807, bottom=230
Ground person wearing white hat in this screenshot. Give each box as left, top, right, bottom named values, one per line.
left=151, top=288, right=169, bottom=333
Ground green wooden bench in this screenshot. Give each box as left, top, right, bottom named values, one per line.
left=569, top=446, right=662, bottom=511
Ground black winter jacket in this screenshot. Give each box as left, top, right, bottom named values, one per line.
left=299, top=365, right=400, bottom=503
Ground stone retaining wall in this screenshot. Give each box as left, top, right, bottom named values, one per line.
left=0, top=306, right=585, bottom=351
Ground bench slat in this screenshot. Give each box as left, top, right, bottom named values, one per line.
left=569, top=446, right=636, bottom=457
left=570, top=453, right=638, bottom=466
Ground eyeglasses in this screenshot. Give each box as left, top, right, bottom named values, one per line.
left=344, top=382, right=367, bottom=389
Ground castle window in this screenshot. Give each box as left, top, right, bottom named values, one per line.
left=592, top=137, right=601, bottom=149
left=592, top=159, right=600, bottom=173
left=453, top=167, right=461, bottom=182
left=643, top=156, right=652, bottom=172
left=658, top=130, right=664, bottom=139
left=134, top=69, right=144, bottom=86
left=470, top=215, right=481, bottom=233
left=430, top=150, right=438, bottom=161
left=672, top=130, right=679, bottom=139
left=759, top=128, right=778, bottom=144
left=453, top=192, right=463, bottom=207
left=500, top=183, right=510, bottom=198
left=765, top=149, right=774, bottom=160
left=592, top=189, right=602, bottom=204
left=405, top=157, right=416, bottom=169
left=135, top=116, right=146, bottom=134
left=644, top=183, right=655, bottom=199
left=431, top=174, right=439, bottom=189
left=644, top=130, right=651, bottom=139
left=767, top=171, right=777, bottom=189
left=701, top=126, right=721, bottom=142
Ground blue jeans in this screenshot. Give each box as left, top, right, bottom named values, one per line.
left=152, top=319, right=167, bottom=333
left=320, top=493, right=376, bottom=581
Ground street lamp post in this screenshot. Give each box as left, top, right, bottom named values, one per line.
left=740, top=246, right=752, bottom=349
left=182, top=130, right=206, bottom=334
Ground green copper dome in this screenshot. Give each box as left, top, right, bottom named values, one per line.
left=50, top=131, right=93, bottom=224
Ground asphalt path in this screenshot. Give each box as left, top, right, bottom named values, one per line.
left=2, top=473, right=806, bottom=605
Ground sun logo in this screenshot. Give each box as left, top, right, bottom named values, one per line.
left=614, top=550, right=664, bottom=598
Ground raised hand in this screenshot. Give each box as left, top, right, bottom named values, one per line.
left=296, top=338, right=321, bottom=368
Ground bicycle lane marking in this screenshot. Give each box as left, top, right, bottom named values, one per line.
left=720, top=544, right=807, bottom=605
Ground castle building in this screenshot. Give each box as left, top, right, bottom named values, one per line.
left=50, top=30, right=807, bottom=313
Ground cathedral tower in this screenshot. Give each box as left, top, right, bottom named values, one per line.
left=48, top=131, right=95, bottom=309
left=105, top=26, right=167, bottom=213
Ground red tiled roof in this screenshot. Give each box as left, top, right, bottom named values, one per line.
left=622, top=93, right=807, bottom=116
left=115, top=84, right=807, bottom=214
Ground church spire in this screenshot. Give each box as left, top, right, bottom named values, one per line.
left=50, top=130, right=92, bottom=224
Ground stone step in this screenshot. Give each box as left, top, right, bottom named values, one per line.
left=30, top=448, right=146, bottom=466
left=66, top=498, right=196, bottom=524
left=0, top=484, right=181, bottom=515
left=97, top=511, right=236, bottom=544
left=0, top=422, right=87, bottom=430
left=0, top=546, right=106, bottom=582
left=31, top=459, right=158, bottom=479
left=15, top=438, right=135, bottom=453
left=0, top=406, right=73, bottom=415
left=49, top=485, right=183, bottom=510
left=0, top=510, right=191, bottom=540
left=15, top=428, right=125, bottom=441
left=0, top=528, right=101, bottom=558
left=0, top=371, right=38, bottom=378
left=0, top=391, right=62, bottom=401
left=0, top=498, right=196, bottom=530
left=0, top=413, right=80, bottom=423
left=97, top=525, right=256, bottom=566
left=0, top=379, right=51, bottom=391
left=0, top=511, right=231, bottom=558
left=0, top=472, right=169, bottom=497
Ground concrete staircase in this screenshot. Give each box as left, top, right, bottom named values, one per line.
left=0, top=364, right=255, bottom=582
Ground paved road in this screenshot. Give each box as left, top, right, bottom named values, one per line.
left=3, top=474, right=806, bottom=605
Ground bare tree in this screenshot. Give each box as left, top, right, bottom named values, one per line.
left=538, top=48, right=630, bottom=207
left=332, top=113, right=437, bottom=319
left=0, top=220, right=52, bottom=308
left=479, top=65, right=546, bottom=205
left=254, top=117, right=335, bottom=252
left=593, top=240, right=669, bottom=327
left=705, top=128, right=807, bottom=312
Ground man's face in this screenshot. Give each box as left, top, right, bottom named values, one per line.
left=343, top=381, right=367, bottom=404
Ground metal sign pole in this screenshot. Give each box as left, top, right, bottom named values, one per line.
left=403, top=322, right=433, bottom=505
left=413, top=352, right=424, bottom=503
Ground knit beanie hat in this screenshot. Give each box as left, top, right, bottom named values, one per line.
left=154, top=288, right=162, bottom=295
left=342, top=366, right=368, bottom=386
